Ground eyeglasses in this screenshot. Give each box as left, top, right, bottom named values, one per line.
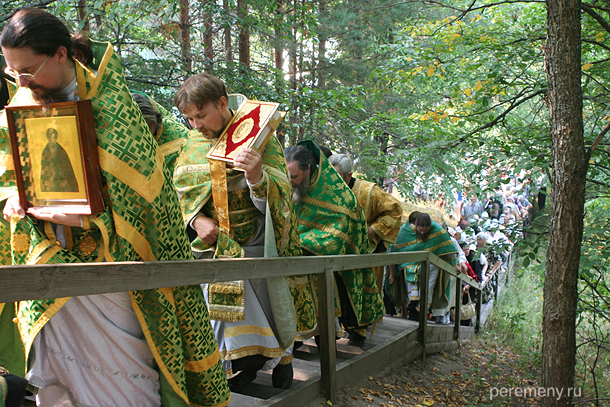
left=4, top=54, right=51, bottom=82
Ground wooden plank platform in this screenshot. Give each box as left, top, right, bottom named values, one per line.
left=227, top=315, right=474, bottom=406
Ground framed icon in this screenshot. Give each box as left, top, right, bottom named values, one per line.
left=5, top=100, right=104, bottom=215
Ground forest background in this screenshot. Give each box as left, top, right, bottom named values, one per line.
left=1, top=0, right=609, bottom=405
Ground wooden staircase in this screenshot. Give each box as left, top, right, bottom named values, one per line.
left=228, top=316, right=476, bottom=406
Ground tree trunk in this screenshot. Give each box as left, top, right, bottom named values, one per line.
left=317, top=0, right=326, bottom=89
left=203, top=11, right=214, bottom=72
left=273, top=0, right=286, bottom=146
left=223, top=0, right=233, bottom=65
left=542, top=0, right=587, bottom=405
left=288, top=0, right=299, bottom=145
left=77, top=0, right=89, bottom=32
left=237, top=0, right=250, bottom=68
left=274, top=0, right=284, bottom=87
left=179, top=0, right=192, bottom=74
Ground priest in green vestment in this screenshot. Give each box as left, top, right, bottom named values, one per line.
left=285, top=140, right=384, bottom=348
left=0, top=9, right=230, bottom=407
left=172, top=73, right=315, bottom=391
left=387, top=212, right=458, bottom=323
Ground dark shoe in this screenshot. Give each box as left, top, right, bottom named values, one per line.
left=347, top=333, right=365, bottom=348
left=1, top=374, right=29, bottom=407
left=228, top=368, right=258, bottom=393
left=272, top=363, right=293, bottom=389
left=407, top=301, right=420, bottom=321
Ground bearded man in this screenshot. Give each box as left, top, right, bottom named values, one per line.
left=0, top=8, right=230, bottom=407
left=388, top=213, right=458, bottom=323
left=284, top=141, right=384, bottom=348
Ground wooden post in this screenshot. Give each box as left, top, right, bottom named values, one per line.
left=418, top=258, right=429, bottom=360
left=454, top=275, right=462, bottom=341
left=475, top=286, right=482, bottom=334
left=317, top=267, right=336, bottom=403
left=494, top=269, right=499, bottom=302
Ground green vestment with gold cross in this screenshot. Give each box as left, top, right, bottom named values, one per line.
left=293, top=140, right=384, bottom=332
left=173, top=129, right=316, bottom=340
left=131, top=91, right=192, bottom=175
left=388, top=220, right=458, bottom=311
left=0, top=40, right=230, bottom=407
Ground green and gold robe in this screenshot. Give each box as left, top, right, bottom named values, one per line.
left=132, top=91, right=191, bottom=175
left=293, top=141, right=384, bottom=332
left=350, top=178, right=403, bottom=294
left=0, top=41, right=230, bottom=407
left=388, top=220, right=458, bottom=311
left=173, top=129, right=316, bottom=359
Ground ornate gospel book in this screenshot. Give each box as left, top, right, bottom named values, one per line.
left=206, top=99, right=286, bottom=167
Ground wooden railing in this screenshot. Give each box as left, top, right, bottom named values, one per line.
left=0, top=251, right=482, bottom=403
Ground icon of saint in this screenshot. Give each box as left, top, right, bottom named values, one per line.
left=40, top=127, right=79, bottom=192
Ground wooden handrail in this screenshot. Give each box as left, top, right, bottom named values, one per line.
left=0, top=251, right=483, bottom=302
left=0, top=250, right=484, bottom=403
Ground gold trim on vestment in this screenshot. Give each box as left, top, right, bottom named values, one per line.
left=301, top=195, right=359, bottom=222
left=32, top=244, right=61, bottom=265
left=84, top=43, right=113, bottom=100
left=159, top=139, right=185, bottom=157
left=219, top=344, right=286, bottom=362
left=204, top=206, right=262, bottom=217
left=185, top=348, right=221, bottom=373
left=209, top=282, right=243, bottom=295
left=173, top=163, right=211, bottom=175
left=209, top=160, right=230, bottom=234
left=81, top=216, right=90, bottom=230
left=97, top=149, right=164, bottom=204
left=392, top=229, right=446, bottom=249
left=43, top=222, right=55, bottom=243
left=224, top=325, right=275, bottom=338
left=63, top=226, right=73, bottom=250
left=279, top=354, right=294, bottom=364
left=114, top=212, right=156, bottom=261
left=297, top=219, right=359, bottom=254
left=427, top=240, right=456, bottom=254
left=159, top=287, right=175, bottom=307
left=25, top=239, right=57, bottom=265
left=129, top=293, right=189, bottom=404
left=90, top=215, right=113, bottom=262
left=286, top=275, right=309, bottom=287
left=209, top=310, right=245, bottom=322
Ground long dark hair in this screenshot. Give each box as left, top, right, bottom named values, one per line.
left=284, top=145, right=317, bottom=171
left=1, top=8, right=93, bottom=65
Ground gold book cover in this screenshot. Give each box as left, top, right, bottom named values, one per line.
left=206, top=99, right=285, bottom=167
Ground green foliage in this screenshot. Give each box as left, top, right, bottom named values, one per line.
left=484, top=262, right=543, bottom=371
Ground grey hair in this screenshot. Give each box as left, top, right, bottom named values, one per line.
left=328, top=153, right=352, bottom=178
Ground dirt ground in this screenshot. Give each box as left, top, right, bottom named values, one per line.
left=304, top=337, right=543, bottom=407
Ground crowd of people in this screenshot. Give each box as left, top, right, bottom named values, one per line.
left=0, top=8, right=539, bottom=407
left=383, top=174, right=540, bottom=326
